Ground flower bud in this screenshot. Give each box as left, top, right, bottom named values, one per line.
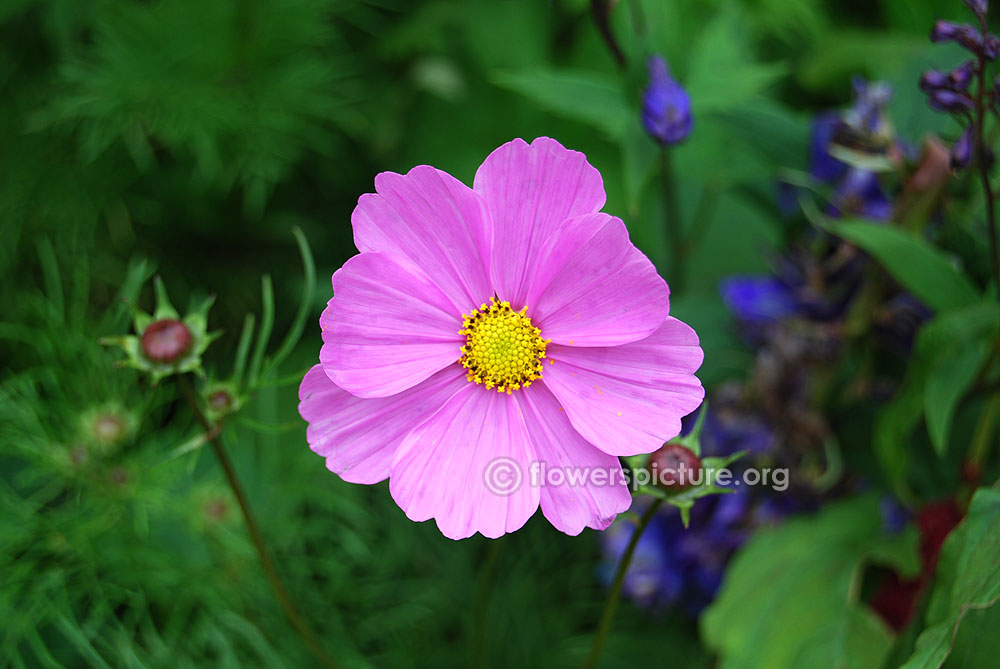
left=919, top=69, right=950, bottom=92
left=956, top=25, right=985, bottom=52
left=984, top=34, right=1000, bottom=60
left=140, top=319, right=193, bottom=363
left=203, top=382, right=244, bottom=420
left=949, top=61, right=975, bottom=89
left=928, top=89, right=974, bottom=112
left=950, top=126, right=974, bottom=170
left=647, top=443, right=702, bottom=491
left=101, top=277, right=219, bottom=383
left=641, top=55, right=693, bottom=146
left=965, top=0, right=988, bottom=18
left=931, top=20, right=963, bottom=42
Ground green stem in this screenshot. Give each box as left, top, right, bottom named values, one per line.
left=975, top=14, right=1000, bottom=298
left=178, top=376, right=338, bottom=669
left=472, top=538, right=502, bottom=668
left=583, top=498, right=663, bottom=669
left=660, top=149, right=685, bottom=294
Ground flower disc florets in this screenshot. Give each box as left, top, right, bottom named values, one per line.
left=458, top=297, right=549, bottom=393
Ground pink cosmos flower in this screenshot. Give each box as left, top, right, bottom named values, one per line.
left=299, top=137, right=704, bottom=540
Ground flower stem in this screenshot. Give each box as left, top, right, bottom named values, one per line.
left=583, top=498, right=664, bottom=669
left=589, top=0, right=626, bottom=69
left=471, top=538, right=503, bottom=668
left=975, top=15, right=1000, bottom=296
left=178, top=376, right=337, bottom=669
left=660, top=149, right=686, bottom=294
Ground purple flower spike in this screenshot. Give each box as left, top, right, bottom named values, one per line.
left=642, top=55, right=693, bottom=146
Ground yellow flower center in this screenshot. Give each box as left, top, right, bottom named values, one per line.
left=458, top=297, right=549, bottom=394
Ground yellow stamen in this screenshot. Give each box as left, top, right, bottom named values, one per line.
left=458, top=297, right=549, bottom=394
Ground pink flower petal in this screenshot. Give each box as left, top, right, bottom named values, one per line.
left=514, top=384, right=632, bottom=535
left=352, top=166, right=492, bottom=313
left=529, top=214, right=669, bottom=347
left=474, top=137, right=606, bottom=306
left=298, top=364, right=467, bottom=484
left=320, top=252, right=463, bottom=398
left=389, top=385, right=540, bottom=540
left=541, top=317, right=705, bottom=456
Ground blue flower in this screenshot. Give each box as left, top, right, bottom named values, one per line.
left=809, top=112, right=848, bottom=183
left=601, top=487, right=796, bottom=616
left=830, top=168, right=892, bottom=220
left=880, top=496, right=912, bottom=534
left=641, top=55, right=692, bottom=146
left=720, top=276, right=799, bottom=325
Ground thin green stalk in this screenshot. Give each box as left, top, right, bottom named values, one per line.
left=975, top=13, right=1000, bottom=297
left=178, top=376, right=337, bottom=669
left=660, top=149, right=685, bottom=294
left=472, top=538, right=502, bottom=668
left=584, top=498, right=663, bottom=669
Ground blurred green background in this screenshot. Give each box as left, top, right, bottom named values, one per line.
left=1, top=0, right=995, bottom=667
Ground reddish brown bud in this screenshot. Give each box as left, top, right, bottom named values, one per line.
left=140, top=319, right=193, bottom=363
left=208, top=390, right=233, bottom=412
left=647, top=443, right=702, bottom=491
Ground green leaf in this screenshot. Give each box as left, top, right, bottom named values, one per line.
left=822, top=220, right=980, bottom=312
left=684, top=9, right=787, bottom=114
left=901, top=487, right=1000, bottom=668
left=491, top=69, right=631, bottom=139
left=702, top=495, right=920, bottom=669
left=876, top=302, right=999, bottom=496
left=924, top=343, right=989, bottom=456
left=798, top=31, right=928, bottom=91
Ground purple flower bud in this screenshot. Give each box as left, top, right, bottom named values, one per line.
left=964, top=0, right=988, bottom=18
left=951, top=126, right=973, bottom=170
left=949, top=61, right=975, bottom=89
left=932, top=21, right=986, bottom=55
left=919, top=69, right=950, bottom=92
left=928, top=89, right=975, bottom=112
left=931, top=20, right=963, bottom=42
left=642, top=55, right=693, bottom=146
left=956, top=24, right=985, bottom=51
left=984, top=33, right=1000, bottom=60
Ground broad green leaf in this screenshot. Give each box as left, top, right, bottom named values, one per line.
left=491, top=69, right=631, bottom=139
left=798, top=31, right=928, bottom=92
left=684, top=10, right=787, bottom=114
left=901, top=487, right=1000, bottom=669
left=712, top=102, right=811, bottom=170
left=876, top=303, right=999, bottom=495
left=924, top=343, right=989, bottom=456
left=824, top=220, right=980, bottom=312
left=702, top=495, right=920, bottom=669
